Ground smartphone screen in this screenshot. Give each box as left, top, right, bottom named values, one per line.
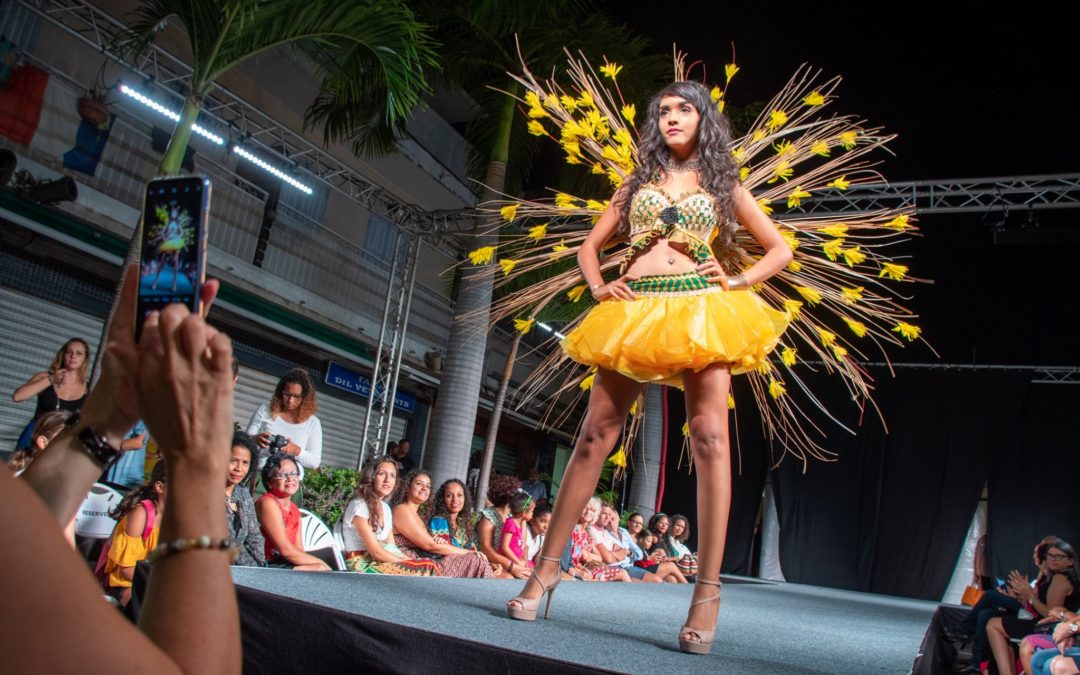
left=135, top=175, right=210, bottom=339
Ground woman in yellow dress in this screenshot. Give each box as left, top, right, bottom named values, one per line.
left=505, top=80, right=792, bottom=655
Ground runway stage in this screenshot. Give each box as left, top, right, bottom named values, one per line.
left=232, top=568, right=939, bottom=674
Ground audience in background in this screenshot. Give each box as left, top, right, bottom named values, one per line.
left=500, top=492, right=536, bottom=571
left=570, top=499, right=630, bottom=582
left=477, top=474, right=530, bottom=580
left=526, top=505, right=551, bottom=563
left=428, top=478, right=476, bottom=549
left=225, top=432, right=265, bottom=567
left=99, top=461, right=167, bottom=606
left=602, top=503, right=687, bottom=583
left=10, top=337, right=90, bottom=452
left=247, top=368, right=323, bottom=480
left=390, top=438, right=415, bottom=474
left=392, top=470, right=496, bottom=578
left=342, top=458, right=438, bottom=576
left=6, top=409, right=70, bottom=474
left=520, top=466, right=549, bottom=507
left=255, top=454, right=329, bottom=571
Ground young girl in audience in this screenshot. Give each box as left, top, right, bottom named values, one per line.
left=254, top=455, right=330, bottom=571
left=500, top=492, right=535, bottom=571
left=101, top=461, right=167, bottom=606
left=476, top=474, right=530, bottom=580
left=526, top=505, right=551, bottom=563
left=341, top=458, right=439, bottom=575
left=6, top=410, right=70, bottom=475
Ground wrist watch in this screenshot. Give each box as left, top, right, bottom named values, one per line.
left=64, top=412, right=122, bottom=469
left=1070, top=622, right=1079, bottom=634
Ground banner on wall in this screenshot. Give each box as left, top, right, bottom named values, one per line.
left=0, top=63, right=48, bottom=144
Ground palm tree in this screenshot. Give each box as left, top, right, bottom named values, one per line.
left=92, top=0, right=437, bottom=375
left=415, top=0, right=666, bottom=497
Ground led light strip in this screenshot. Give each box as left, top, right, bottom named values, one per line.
left=537, top=322, right=567, bottom=340
left=118, top=85, right=224, bottom=146
left=231, top=145, right=314, bottom=195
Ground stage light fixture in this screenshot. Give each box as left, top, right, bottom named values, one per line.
left=537, top=322, right=567, bottom=340
left=231, top=145, right=314, bottom=195
left=0, top=148, right=16, bottom=186
left=24, top=176, right=78, bottom=204
left=118, top=84, right=224, bottom=146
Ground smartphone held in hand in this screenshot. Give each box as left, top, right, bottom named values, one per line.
left=135, top=175, right=211, bottom=339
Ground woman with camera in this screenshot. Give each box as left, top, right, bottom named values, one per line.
left=245, top=368, right=322, bottom=502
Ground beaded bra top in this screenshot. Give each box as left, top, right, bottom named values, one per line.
left=622, top=184, right=720, bottom=272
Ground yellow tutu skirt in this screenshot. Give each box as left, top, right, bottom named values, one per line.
left=561, top=272, right=790, bottom=386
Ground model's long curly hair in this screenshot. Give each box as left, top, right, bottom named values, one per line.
left=429, top=478, right=475, bottom=535
left=353, top=457, right=398, bottom=533
left=617, top=81, right=740, bottom=257
left=269, top=368, right=318, bottom=421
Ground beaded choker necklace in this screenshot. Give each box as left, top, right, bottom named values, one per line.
left=661, top=156, right=701, bottom=173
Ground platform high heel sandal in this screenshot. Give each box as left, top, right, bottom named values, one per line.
left=678, top=579, right=722, bottom=655
left=506, top=555, right=562, bottom=621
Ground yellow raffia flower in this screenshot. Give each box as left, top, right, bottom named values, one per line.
left=579, top=373, right=596, bottom=391
left=613, top=127, right=633, bottom=148
left=841, top=246, right=866, bottom=267
left=608, top=444, right=627, bottom=468
left=840, top=286, right=864, bottom=304
left=784, top=298, right=804, bottom=317
left=787, top=187, right=811, bottom=209
left=832, top=344, right=848, bottom=360
left=879, top=263, right=908, bottom=280
left=839, top=130, right=858, bottom=150
left=544, top=94, right=560, bottom=111
left=787, top=259, right=802, bottom=272
left=468, top=246, right=495, bottom=265
left=554, top=192, right=577, bottom=209
left=527, top=120, right=545, bottom=136
left=513, top=317, right=534, bottom=334
left=843, top=316, right=868, bottom=337
left=769, top=379, right=786, bottom=399
left=500, top=204, right=519, bottom=222
left=727, top=393, right=736, bottom=409
left=599, top=62, right=623, bottom=79
left=768, top=160, right=793, bottom=183
left=524, top=91, right=548, bottom=118
left=822, top=238, right=844, bottom=261
left=758, top=198, right=774, bottom=216
left=499, top=258, right=519, bottom=275
left=731, top=147, right=746, bottom=163
left=828, top=175, right=850, bottom=190
left=768, top=110, right=788, bottom=131
left=524, top=91, right=541, bottom=109
left=562, top=140, right=583, bottom=164
left=893, top=322, right=921, bottom=341
left=819, top=223, right=848, bottom=238
left=818, top=329, right=837, bottom=347
left=551, top=240, right=570, bottom=254
left=606, top=169, right=625, bottom=188
left=884, top=214, right=911, bottom=231
left=629, top=400, right=639, bottom=416
left=781, top=347, right=797, bottom=366
left=590, top=163, right=606, bottom=175
left=794, top=286, right=822, bottom=304
left=528, top=223, right=547, bottom=241
left=567, top=284, right=587, bottom=302
left=804, top=91, right=826, bottom=106
left=586, top=109, right=610, bottom=140
left=710, top=86, right=723, bottom=103
left=780, top=229, right=799, bottom=251
left=739, top=166, right=750, bottom=181
left=621, top=103, right=636, bottom=126
left=561, top=118, right=584, bottom=140
left=725, top=63, right=740, bottom=81
left=681, top=421, right=690, bottom=437
left=576, top=90, right=595, bottom=109
left=560, top=94, right=578, bottom=111
left=716, top=99, right=725, bottom=114
left=585, top=199, right=606, bottom=212
left=752, top=128, right=768, bottom=143
left=811, top=140, right=831, bottom=157
left=774, top=139, right=795, bottom=156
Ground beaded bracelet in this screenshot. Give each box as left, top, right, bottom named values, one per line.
left=148, top=536, right=238, bottom=564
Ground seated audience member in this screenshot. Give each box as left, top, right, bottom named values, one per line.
left=225, top=432, right=264, bottom=567
left=520, top=465, right=548, bottom=506
left=391, top=470, right=494, bottom=578
left=647, top=512, right=680, bottom=563
left=603, top=503, right=687, bottom=583
left=526, top=505, right=551, bottom=563
left=100, top=461, right=167, bottom=606
left=429, top=478, right=477, bottom=548
left=10, top=337, right=90, bottom=452
left=983, top=539, right=1080, bottom=675
left=667, top=514, right=695, bottom=558
left=3, top=265, right=240, bottom=673
left=7, top=410, right=70, bottom=475
left=390, top=438, right=415, bottom=474
left=571, top=499, right=630, bottom=582
left=246, top=368, right=322, bottom=479
left=476, top=474, right=530, bottom=580
left=341, top=458, right=438, bottom=575
left=625, top=511, right=647, bottom=540
left=255, top=454, right=329, bottom=571
left=588, top=500, right=653, bottom=582
left=500, top=492, right=536, bottom=570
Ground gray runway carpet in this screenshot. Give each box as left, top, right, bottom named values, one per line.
left=232, top=568, right=936, bottom=674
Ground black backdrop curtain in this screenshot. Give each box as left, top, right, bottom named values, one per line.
left=987, top=382, right=1080, bottom=581
left=659, top=367, right=1037, bottom=599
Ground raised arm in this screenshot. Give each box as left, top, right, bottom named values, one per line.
left=12, top=371, right=51, bottom=402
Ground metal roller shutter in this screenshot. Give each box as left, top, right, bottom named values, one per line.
left=0, top=286, right=103, bottom=448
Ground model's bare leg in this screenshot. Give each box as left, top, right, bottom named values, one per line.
left=680, top=363, right=733, bottom=646
left=508, top=368, right=642, bottom=608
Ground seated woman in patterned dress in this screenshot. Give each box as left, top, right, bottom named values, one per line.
left=341, top=458, right=439, bottom=576
left=391, top=470, right=496, bottom=578
left=569, top=500, right=630, bottom=583
left=476, top=474, right=531, bottom=581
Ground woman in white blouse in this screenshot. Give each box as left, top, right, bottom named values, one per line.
left=246, top=368, right=323, bottom=476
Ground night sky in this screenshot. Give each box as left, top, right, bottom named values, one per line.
left=602, top=2, right=1080, bottom=366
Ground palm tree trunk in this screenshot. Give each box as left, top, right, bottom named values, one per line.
left=474, top=330, right=522, bottom=506
left=424, top=84, right=517, bottom=490
left=628, top=385, right=664, bottom=517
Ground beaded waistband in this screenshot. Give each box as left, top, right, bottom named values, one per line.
left=627, top=271, right=720, bottom=296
